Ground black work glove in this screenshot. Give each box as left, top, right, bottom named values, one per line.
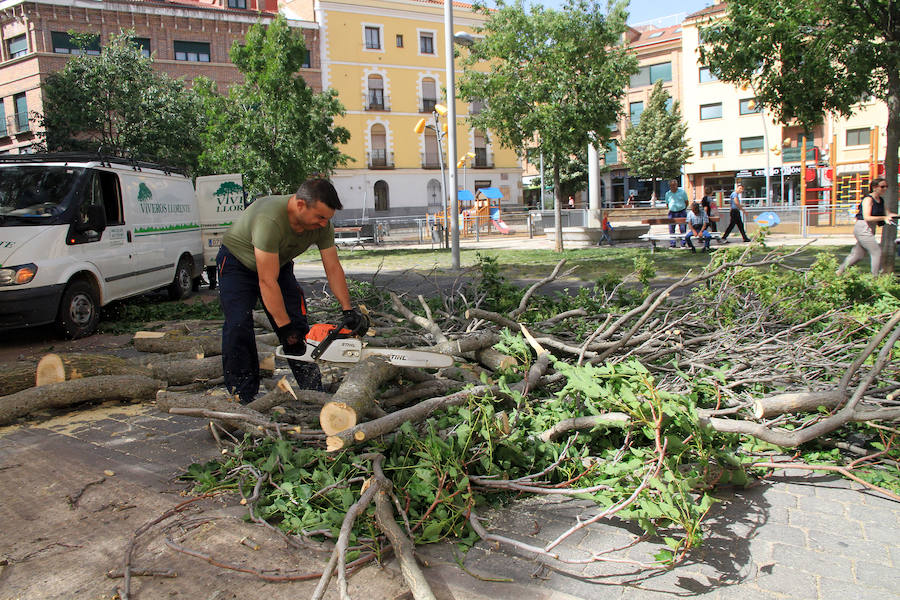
left=341, top=308, right=369, bottom=337
left=276, top=322, right=308, bottom=357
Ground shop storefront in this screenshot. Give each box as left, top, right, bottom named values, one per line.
left=734, top=166, right=802, bottom=206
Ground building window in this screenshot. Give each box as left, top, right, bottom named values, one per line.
left=367, top=75, right=385, bottom=110
left=665, top=98, right=674, bottom=112
left=7, top=34, right=28, bottom=59
left=132, top=37, right=151, bottom=58
left=419, top=32, right=434, bottom=54
left=13, top=93, right=28, bottom=133
left=700, top=103, right=722, bottom=120
left=629, top=62, right=672, bottom=87
left=396, top=34, right=404, bottom=48
left=604, top=140, right=617, bottom=164
left=227, top=0, right=247, bottom=8
left=474, top=130, right=490, bottom=167
left=698, top=67, right=718, bottom=83
left=629, top=101, right=644, bottom=126
left=370, top=124, right=387, bottom=167
left=423, top=129, right=440, bottom=168
left=700, top=140, right=723, bottom=157
left=301, top=46, right=311, bottom=68
left=0, top=102, right=7, bottom=137
left=174, top=41, right=210, bottom=62
left=739, top=98, right=761, bottom=115
left=374, top=180, right=389, bottom=211
left=740, top=136, right=764, bottom=154
left=421, top=78, right=437, bottom=112
left=471, top=99, right=485, bottom=115
left=365, top=26, right=381, bottom=50
left=846, top=128, right=870, bottom=147
left=51, top=31, right=100, bottom=55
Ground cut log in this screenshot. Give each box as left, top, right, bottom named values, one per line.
left=0, top=361, right=42, bottom=395
left=149, top=353, right=274, bottom=387
left=246, top=377, right=297, bottom=413
left=131, top=350, right=205, bottom=367
left=319, top=357, right=399, bottom=436
left=474, top=347, right=518, bottom=372
left=132, top=331, right=220, bottom=355
left=539, top=413, right=631, bottom=442
left=0, top=375, right=165, bottom=425
left=35, top=353, right=151, bottom=386
left=753, top=390, right=845, bottom=419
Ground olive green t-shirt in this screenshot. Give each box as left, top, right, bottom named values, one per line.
left=222, top=195, right=335, bottom=272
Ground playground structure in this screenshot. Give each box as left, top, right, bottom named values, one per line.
left=426, top=186, right=513, bottom=236
left=800, top=126, right=891, bottom=232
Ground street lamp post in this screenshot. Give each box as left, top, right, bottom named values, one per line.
left=415, top=107, right=451, bottom=249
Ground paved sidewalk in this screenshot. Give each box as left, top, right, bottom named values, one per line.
left=1, top=403, right=896, bottom=599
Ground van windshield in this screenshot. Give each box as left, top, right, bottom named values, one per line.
left=0, top=165, right=86, bottom=226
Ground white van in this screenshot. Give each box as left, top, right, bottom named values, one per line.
left=0, top=153, right=237, bottom=338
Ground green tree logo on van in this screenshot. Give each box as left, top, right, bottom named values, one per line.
left=137, top=183, right=153, bottom=202
left=214, top=181, right=244, bottom=213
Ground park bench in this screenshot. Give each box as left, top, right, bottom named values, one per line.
left=334, top=224, right=375, bottom=247
left=639, top=216, right=722, bottom=253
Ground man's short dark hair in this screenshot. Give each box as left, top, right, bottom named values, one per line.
left=669, top=179, right=679, bottom=185
left=296, top=179, right=343, bottom=210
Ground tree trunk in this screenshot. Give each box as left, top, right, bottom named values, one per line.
left=35, top=353, right=151, bottom=386
left=132, top=331, right=220, bottom=355
left=319, top=357, right=399, bottom=436
left=0, top=361, right=47, bottom=395
left=880, top=70, right=899, bottom=273
left=0, top=375, right=165, bottom=425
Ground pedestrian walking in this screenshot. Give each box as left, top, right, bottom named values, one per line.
left=837, top=177, right=899, bottom=276
left=216, top=179, right=368, bottom=403
left=721, top=183, right=750, bottom=243
left=665, top=179, right=689, bottom=248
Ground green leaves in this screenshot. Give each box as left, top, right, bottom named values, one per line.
left=620, top=81, right=693, bottom=183
left=195, top=16, right=350, bottom=196
left=39, top=30, right=203, bottom=169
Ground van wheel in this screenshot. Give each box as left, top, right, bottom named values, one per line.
left=168, top=258, right=193, bottom=300
left=57, top=280, right=99, bottom=339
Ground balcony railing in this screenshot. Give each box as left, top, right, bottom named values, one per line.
left=421, top=98, right=437, bottom=113
left=473, top=148, right=493, bottom=168
left=363, top=92, right=390, bottom=111
left=421, top=152, right=442, bottom=169
left=367, top=149, right=394, bottom=169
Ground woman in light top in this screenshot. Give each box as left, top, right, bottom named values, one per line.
left=837, top=178, right=898, bottom=276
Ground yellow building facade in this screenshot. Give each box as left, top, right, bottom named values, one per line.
left=292, top=0, right=523, bottom=219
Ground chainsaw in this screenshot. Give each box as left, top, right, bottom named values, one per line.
left=275, top=323, right=453, bottom=368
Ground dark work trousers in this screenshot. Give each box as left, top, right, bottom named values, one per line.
left=668, top=209, right=687, bottom=247
left=216, top=245, right=323, bottom=404
left=722, top=208, right=750, bottom=242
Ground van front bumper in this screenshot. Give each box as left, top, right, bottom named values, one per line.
left=0, top=283, right=65, bottom=330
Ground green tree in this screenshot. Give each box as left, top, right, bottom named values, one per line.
left=698, top=0, right=900, bottom=272
left=195, top=16, right=351, bottom=197
left=619, top=81, right=692, bottom=201
left=458, top=0, right=636, bottom=251
left=39, top=31, right=203, bottom=169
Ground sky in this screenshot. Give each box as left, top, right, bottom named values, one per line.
left=521, top=0, right=717, bottom=26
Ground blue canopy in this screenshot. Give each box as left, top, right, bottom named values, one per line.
left=476, top=187, right=503, bottom=199
left=457, top=190, right=475, bottom=202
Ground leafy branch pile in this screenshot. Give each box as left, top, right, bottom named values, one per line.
left=176, top=244, right=899, bottom=597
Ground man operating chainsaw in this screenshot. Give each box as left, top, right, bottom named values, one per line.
left=215, top=179, right=368, bottom=403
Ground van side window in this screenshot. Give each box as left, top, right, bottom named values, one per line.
left=95, top=171, right=123, bottom=225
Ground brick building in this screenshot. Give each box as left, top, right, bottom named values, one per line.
left=0, top=0, right=320, bottom=154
